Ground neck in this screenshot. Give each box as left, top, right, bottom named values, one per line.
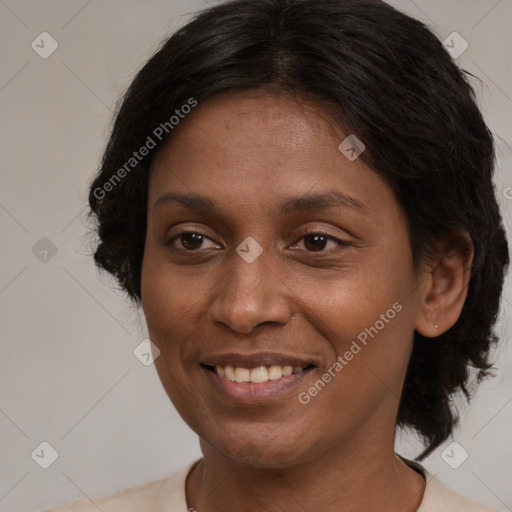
left=185, top=434, right=426, bottom=512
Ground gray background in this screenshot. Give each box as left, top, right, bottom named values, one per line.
left=0, top=1, right=511, bottom=511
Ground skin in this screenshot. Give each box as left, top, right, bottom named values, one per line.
left=140, top=90, right=473, bottom=512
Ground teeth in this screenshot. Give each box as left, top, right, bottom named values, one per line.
left=234, top=367, right=250, bottom=382
left=268, top=365, right=283, bottom=380
left=224, top=365, right=235, bottom=381
left=250, top=366, right=268, bottom=383
left=213, top=364, right=305, bottom=382
left=282, top=365, right=293, bottom=376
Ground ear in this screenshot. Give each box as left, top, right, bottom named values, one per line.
left=415, top=230, right=474, bottom=338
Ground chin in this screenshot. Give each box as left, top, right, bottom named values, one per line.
left=203, top=432, right=312, bottom=469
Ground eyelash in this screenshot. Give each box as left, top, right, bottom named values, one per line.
left=165, top=229, right=351, bottom=253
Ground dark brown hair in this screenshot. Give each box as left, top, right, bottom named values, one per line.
left=87, top=0, right=509, bottom=459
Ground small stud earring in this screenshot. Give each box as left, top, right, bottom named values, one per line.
left=434, top=324, right=438, bottom=329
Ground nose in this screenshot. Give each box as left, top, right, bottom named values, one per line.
left=209, top=247, right=295, bottom=334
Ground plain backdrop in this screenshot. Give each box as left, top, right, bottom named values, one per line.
left=0, top=1, right=511, bottom=511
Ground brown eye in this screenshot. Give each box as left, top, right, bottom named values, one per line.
left=303, top=234, right=329, bottom=251
left=180, top=233, right=205, bottom=250
left=166, top=231, right=219, bottom=251
left=295, top=232, right=350, bottom=252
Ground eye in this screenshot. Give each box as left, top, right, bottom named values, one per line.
left=292, top=231, right=350, bottom=252
left=165, top=229, right=350, bottom=253
left=165, top=231, right=220, bottom=251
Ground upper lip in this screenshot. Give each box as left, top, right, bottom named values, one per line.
left=201, top=352, right=319, bottom=369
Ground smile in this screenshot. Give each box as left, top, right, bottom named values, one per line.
left=202, top=364, right=315, bottom=383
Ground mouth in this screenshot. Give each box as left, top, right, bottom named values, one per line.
left=199, top=352, right=320, bottom=403
left=201, top=363, right=316, bottom=383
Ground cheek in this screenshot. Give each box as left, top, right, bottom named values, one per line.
left=141, top=254, right=203, bottom=336
left=301, top=251, right=416, bottom=387
left=141, top=253, right=214, bottom=394
left=298, top=290, right=414, bottom=431
left=141, top=261, right=201, bottom=417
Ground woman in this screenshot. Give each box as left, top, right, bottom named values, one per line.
left=43, top=0, right=509, bottom=510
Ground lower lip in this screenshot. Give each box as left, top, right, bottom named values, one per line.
left=202, top=366, right=314, bottom=403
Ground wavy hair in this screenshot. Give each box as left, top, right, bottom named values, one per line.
left=87, top=0, right=509, bottom=459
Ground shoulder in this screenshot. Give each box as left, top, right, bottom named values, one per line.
left=39, top=460, right=199, bottom=512
left=419, top=468, right=500, bottom=512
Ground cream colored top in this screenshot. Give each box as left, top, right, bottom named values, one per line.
left=41, top=458, right=499, bottom=512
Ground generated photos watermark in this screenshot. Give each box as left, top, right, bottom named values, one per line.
left=93, top=97, right=198, bottom=201
left=339, top=134, right=365, bottom=161
left=298, top=301, right=403, bottom=405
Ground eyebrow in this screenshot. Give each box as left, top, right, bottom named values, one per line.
left=153, top=191, right=370, bottom=216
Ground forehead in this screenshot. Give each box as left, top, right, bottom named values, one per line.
left=151, top=91, right=344, bottom=169
left=147, top=91, right=395, bottom=218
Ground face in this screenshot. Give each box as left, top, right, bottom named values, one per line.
left=141, top=91, right=425, bottom=468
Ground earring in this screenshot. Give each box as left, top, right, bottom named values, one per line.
left=434, top=323, right=438, bottom=329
